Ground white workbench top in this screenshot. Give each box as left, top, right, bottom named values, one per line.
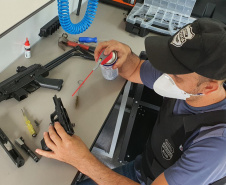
left=0, top=3, right=146, bottom=185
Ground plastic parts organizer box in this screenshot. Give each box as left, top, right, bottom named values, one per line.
left=126, top=0, right=196, bottom=36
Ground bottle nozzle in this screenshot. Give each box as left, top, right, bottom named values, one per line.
left=24, top=38, right=30, bottom=46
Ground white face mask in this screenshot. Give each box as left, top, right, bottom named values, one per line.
left=153, top=74, right=203, bottom=100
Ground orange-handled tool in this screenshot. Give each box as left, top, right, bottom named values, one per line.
left=67, top=41, right=96, bottom=53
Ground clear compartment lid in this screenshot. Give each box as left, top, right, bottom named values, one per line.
left=144, top=0, right=196, bottom=16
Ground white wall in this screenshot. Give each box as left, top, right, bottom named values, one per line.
left=0, top=0, right=85, bottom=73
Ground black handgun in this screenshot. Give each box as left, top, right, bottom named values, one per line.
left=41, top=95, right=74, bottom=151
left=0, top=48, right=77, bottom=102
left=0, top=128, right=25, bottom=168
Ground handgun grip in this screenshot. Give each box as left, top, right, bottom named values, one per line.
left=41, top=138, right=51, bottom=151
left=35, top=76, right=63, bottom=91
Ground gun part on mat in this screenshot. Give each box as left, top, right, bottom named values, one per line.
left=0, top=128, right=25, bottom=168
left=41, top=95, right=75, bottom=151
left=15, top=137, right=40, bottom=162
left=34, top=120, right=40, bottom=127
left=75, top=80, right=83, bottom=108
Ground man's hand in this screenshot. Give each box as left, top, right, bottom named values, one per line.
left=94, top=40, right=132, bottom=69
left=94, top=40, right=144, bottom=83
left=36, top=122, right=140, bottom=185
left=36, top=122, right=92, bottom=172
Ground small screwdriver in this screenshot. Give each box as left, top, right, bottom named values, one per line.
left=21, top=109, right=37, bottom=137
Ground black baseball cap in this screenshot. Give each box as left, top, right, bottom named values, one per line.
left=145, top=18, right=226, bottom=80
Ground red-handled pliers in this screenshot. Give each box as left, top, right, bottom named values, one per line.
left=58, top=33, right=96, bottom=53
left=67, top=41, right=96, bottom=53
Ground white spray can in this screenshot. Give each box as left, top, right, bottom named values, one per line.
left=100, top=51, right=118, bottom=80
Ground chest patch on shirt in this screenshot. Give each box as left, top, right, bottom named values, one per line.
left=161, top=139, right=174, bottom=160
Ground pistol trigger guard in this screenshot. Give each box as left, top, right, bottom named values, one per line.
left=50, top=111, right=59, bottom=124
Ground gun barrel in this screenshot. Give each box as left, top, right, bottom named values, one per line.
left=44, top=48, right=77, bottom=71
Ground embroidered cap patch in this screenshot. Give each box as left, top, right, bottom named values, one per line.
left=171, top=25, right=195, bottom=47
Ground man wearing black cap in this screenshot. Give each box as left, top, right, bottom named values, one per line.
left=36, top=18, right=226, bottom=185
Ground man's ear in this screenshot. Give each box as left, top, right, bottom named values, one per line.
left=202, top=81, right=219, bottom=95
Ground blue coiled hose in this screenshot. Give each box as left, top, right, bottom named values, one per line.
left=57, top=0, right=98, bottom=34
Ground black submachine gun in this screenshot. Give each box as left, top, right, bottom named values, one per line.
left=0, top=47, right=94, bottom=103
